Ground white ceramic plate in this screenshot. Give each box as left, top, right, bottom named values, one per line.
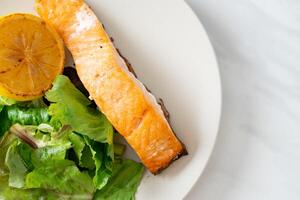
left=0, top=0, right=221, bottom=199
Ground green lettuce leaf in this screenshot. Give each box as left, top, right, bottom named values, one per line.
left=69, top=134, right=113, bottom=190
left=69, top=132, right=115, bottom=191
left=26, top=160, right=95, bottom=195
left=45, top=75, right=114, bottom=144
left=69, top=133, right=95, bottom=169
left=16, top=141, right=72, bottom=171
left=0, top=132, right=16, bottom=176
left=32, top=144, right=71, bottom=167
left=9, top=124, right=72, bottom=169
left=81, top=145, right=96, bottom=170
left=16, top=98, right=47, bottom=108
left=94, top=160, right=144, bottom=200
left=17, top=143, right=35, bottom=171
left=84, top=136, right=112, bottom=190
left=3, top=124, right=93, bottom=196
left=0, top=96, right=17, bottom=106
left=0, top=107, right=11, bottom=137
left=5, top=141, right=29, bottom=188
left=0, top=176, right=50, bottom=200
left=69, top=133, right=85, bottom=162
left=0, top=106, right=51, bottom=136
left=36, top=123, right=54, bottom=133
left=6, top=105, right=50, bottom=125
left=0, top=176, right=93, bottom=200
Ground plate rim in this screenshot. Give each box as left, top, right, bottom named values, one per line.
left=181, top=1, right=222, bottom=198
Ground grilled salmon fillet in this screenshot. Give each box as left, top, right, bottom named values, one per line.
left=35, top=0, right=186, bottom=174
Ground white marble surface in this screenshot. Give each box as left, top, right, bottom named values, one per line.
left=185, top=0, right=300, bottom=200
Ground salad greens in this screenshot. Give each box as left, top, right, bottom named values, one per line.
left=0, top=96, right=17, bottom=106
left=0, top=75, right=144, bottom=200
left=94, top=160, right=144, bottom=200
left=5, top=141, right=28, bottom=188
left=46, top=75, right=114, bottom=145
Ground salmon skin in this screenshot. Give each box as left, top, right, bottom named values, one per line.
left=36, top=0, right=187, bottom=174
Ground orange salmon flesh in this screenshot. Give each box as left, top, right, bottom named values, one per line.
left=35, top=0, right=187, bottom=174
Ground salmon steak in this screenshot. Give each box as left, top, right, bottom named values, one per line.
left=35, top=0, right=187, bottom=174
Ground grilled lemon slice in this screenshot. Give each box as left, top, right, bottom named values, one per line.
left=0, top=13, right=65, bottom=101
